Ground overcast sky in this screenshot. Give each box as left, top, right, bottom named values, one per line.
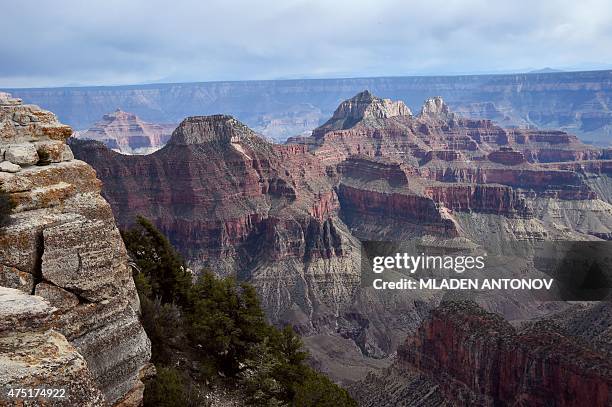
left=1, top=0, right=611, bottom=88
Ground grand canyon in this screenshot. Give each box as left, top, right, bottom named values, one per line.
left=59, top=89, right=611, bottom=404
left=3, top=0, right=612, bottom=404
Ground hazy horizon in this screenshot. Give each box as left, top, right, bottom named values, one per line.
left=3, top=67, right=612, bottom=91
left=1, top=0, right=611, bottom=88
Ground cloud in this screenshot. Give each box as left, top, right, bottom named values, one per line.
left=1, top=0, right=611, bottom=87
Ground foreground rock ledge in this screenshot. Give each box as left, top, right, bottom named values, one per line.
left=0, top=92, right=152, bottom=406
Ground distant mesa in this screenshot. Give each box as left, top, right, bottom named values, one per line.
left=74, top=109, right=176, bottom=154
left=7, top=70, right=612, bottom=146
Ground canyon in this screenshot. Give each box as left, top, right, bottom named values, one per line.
left=4, top=69, right=612, bottom=145
left=0, top=92, right=152, bottom=406
left=70, top=89, right=612, bottom=402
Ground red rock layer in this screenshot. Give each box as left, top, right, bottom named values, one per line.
left=424, top=184, right=532, bottom=216
left=69, top=116, right=340, bottom=270
left=336, top=184, right=459, bottom=236
left=398, top=301, right=612, bottom=407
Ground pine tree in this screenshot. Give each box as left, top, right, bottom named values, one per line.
left=122, top=216, right=191, bottom=305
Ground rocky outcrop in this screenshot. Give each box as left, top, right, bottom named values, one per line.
left=487, top=147, right=526, bottom=165
left=76, top=109, right=175, bottom=154
left=399, top=302, right=612, bottom=406
left=313, top=90, right=411, bottom=137
left=354, top=301, right=612, bottom=406
left=424, top=184, right=532, bottom=217
left=0, top=93, right=151, bottom=406
left=419, top=96, right=455, bottom=122
left=70, top=115, right=360, bottom=334
left=337, top=184, right=459, bottom=236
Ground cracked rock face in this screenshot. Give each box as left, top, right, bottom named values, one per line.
left=0, top=93, right=152, bottom=406
left=0, top=287, right=106, bottom=407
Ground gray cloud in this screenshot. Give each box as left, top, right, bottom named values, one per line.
left=1, top=0, right=611, bottom=87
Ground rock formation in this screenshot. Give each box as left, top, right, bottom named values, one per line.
left=0, top=287, right=106, bottom=406
left=353, top=301, right=612, bottom=406
left=70, top=114, right=361, bottom=336
left=70, top=91, right=612, bottom=387
left=76, top=109, right=175, bottom=154
left=0, top=92, right=152, bottom=406
left=419, top=96, right=455, bottom=121
left=313, top=90, right=411, bottom=137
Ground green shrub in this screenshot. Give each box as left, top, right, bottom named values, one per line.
left=0, top=188, right=15, bottom=227
left=143, top=367, right=188, bottom=407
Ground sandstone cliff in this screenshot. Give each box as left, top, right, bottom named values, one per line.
left=0, top=92, right=152, bottom=406
left=313, top=90, right=411, bottom=137
left=76, top=109, right=175, bottom=154
left=70, top=114, right=361, bottom=337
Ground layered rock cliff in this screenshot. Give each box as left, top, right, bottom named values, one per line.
left=0, top=92, right=152, bottom=406
left=70, top=114, right=361, bottom=335
left=353, top=301, right=612, bottom=406
left=313, top=90, right=411, bottom=137
left=75, top=109, right=175, bottom=154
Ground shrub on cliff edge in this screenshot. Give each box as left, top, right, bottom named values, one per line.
left=143, top=367, right=188, bottom=407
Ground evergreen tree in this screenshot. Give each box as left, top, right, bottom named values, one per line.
left=186, top=271, right=269, bottom=374
left=122, top=216, right=191, bottom=305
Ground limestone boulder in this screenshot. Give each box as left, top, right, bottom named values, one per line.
left=0, top=288, right=106, bottom=406
left=5, top=143, right=39, bottom=165
left=0, top=287, right=56, bottom=333
left=42, top=218, right=129, bottom=302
